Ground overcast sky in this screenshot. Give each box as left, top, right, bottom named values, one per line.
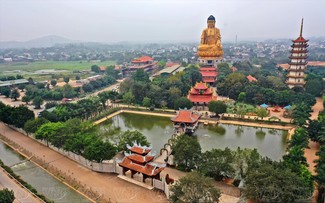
left=0, top=0, right=324, bottom=43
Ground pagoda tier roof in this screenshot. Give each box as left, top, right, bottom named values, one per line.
left=289, top=55, right=308, bottom=59
left=203, top=78, right=216, bottom=83
left=127, top=142, right=152, bottom=155
left=188, top=94, right=213, bottom=103
left=292, top=36, right=308, bottom=43
left=291, top=44, right=309, bottom=48
left=124, top=152, right=155, bottom=164
left=118, top=157, right=165, bottom=176
left=200, top=67, right=216, bottom=71
left=189, top=87, right=213, bottom=95
left=193, top=82, right=209, bottom=90
left=201, top=71, right=218, bottom=77
left=171, top=109, right=201, bottom=123
left=289, top=61, right=308, bottom=66
left=290, top=50, right=309, bottom=53
left=132, top=56, right=153, bottom=63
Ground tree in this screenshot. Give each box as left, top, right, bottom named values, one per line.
left=142, top=97, right=151, bottom=108
left=22, top=95, right=32, bottom=105
left=84, top=139, right=117, bottom=162
left=75, top=75, right=81, bottom=80
left=170, top=171, right=221, bottom=203
left=106, top=65, right=119, bottom=79
left=199, top=148, right=235, bottom=180
left=35, top=121, right=66, bottom=147
left=208, top=101, right=227, bottom=117
left=0, top=188, right=15, bottom=203
left=174, top=97, right=193, bottom=110
left=33, top=96, right=44, bottom=109
left=63, top=76, right=70, bottom=84
left=292, top=102, right=311, bottom=126
left=9, top=105, right=34, bottom=128
left=91, top=65, right=100, bottom=73
left=62, top=84, right=76, bottom=98
left=0, top=87, right=10, bottom=97
left=10, top=88, right=20, bottom=101
left=237, top=92, right=246, bottom=102
left=243, top=161, right=313, bottom=202
left=116, top=130, right=149, bottom=151
left=132, top=69, right=150, bottom=83
left=255, top=108, right=268, bottom=119
left=305, top=79, right=322, bottom=97
left=50, top=79, right=57, bottom=87
left=172, top=134, right=201, bottom=171
left=24, top=118, right=49, bottom=135
left=17, top=83, right=26, bottom=92
left=123, top=92, right=135, bottom=106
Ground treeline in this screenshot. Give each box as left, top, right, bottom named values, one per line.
left=171, top=132, right=314, bottom=202
left=217, top=62, right=320, bottom=107
left=0, top=102, right=34, bottom=128
left=0, top=74, right=24, bottom=81
left=24, top=117, right=149, bottom=163
left=119, top=65, right=201, bottom=109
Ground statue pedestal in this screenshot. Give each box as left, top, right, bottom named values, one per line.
left=198, top=57, right=223, bottom=66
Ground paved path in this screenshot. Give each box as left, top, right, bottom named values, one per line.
left=0, top=168, right=42, bottom=203
left=0, top=122, right=167, bottom=203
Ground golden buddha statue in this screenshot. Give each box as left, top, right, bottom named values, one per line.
left=198, top=15, right=223, bottom=58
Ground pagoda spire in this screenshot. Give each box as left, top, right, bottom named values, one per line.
left=300, top=18, right=304, bottom=37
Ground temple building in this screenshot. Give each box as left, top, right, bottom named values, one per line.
left=197, top=15, right=224, bottom=66
left=200, top=66, right=218, bottom=85
left=122, top=56, right=157, bottom=77
left=118, top=142, right=165, bottom=183
left=187, top=82, right=214, bottom=106
left=171, top=109, right=201, bottom=134
left=286, top=19, right=308, bottom=89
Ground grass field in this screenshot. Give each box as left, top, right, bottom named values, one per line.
left=0, top=60, right=116, bottom=73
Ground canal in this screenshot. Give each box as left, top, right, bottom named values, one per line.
left=0, top=141, right=91, bottom=203
left=100, top=113, right=288, bottom=160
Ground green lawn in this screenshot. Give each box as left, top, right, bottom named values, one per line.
left=0, top=60, right=116, bottom=73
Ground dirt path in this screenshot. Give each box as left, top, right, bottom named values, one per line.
left=304, top=97, right=324, bottom=175
left=0, top=122, right=167, bottom=203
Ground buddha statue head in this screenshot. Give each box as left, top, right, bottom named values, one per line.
left=207, top=15, right=216, bottom=28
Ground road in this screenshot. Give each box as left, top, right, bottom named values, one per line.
left=0, top=169, right=42, bottom=203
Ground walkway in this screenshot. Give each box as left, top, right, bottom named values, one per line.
left=304, top=97, right=324, bottom=175
left=0, top=122, right=167, bottom=203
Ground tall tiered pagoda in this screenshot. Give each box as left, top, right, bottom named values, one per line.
left=286, top=19, right=308, bottom=89
left=188, top=82, right=214, bottom=105
left=200, top=66, right=218, bottom=85
left=118, top=142, right=165, bottom=183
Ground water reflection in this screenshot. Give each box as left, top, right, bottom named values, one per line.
left=100, top=113, right=287, bottom=160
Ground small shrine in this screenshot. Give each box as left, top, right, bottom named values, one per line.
left=200, top=66, right=218, bottom=85
left=118, top=142, right=165, bottom=183
left=187, top=82, right=214, bottom=106
left=171, top=109, right=201, bottom=134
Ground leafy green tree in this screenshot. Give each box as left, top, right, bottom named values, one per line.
left=10, top=88, right=20, bottom=101
left=305, top=79, right=322, bottom=97
left=35, top=122, right=66, bottom=147
left=199, top=148, right=235, bottom=180
left=50, top=79, right=57, bottom=87
left=9, top=105, right=34, bottom=128
left=233, top=148, right=261, bottom=180
left=132, top=69, right=150, bottom=83
left=91, top=65, right=100, bottom=73
left=33, top=96, right=43, bottom=109
left=116, top=130, right=149, bottom=151
left=24, top=118, right=49, bottom=135
left=17, top=83, right=26, bottom=92
left=63, top=76, right=70, bottom=84
left=106, top=65, right=119, bottom=79
left=84, top=139, right=117, bottom=162
left=243, top=161, right=313, bottom=202
left=288, top=127, right=309, bottom=149
left=142, top=97, right=151, bottom=108
left=157, top=60, right=166, bottom=69
left=174, top=97, right=193, bottom=110
left=75, top=75, right=81, bottom=80
left=255, top=108, right=268, bottom=119
left=292, top=102, right=311, bottom=126
left=62, top=84, right=76, bottom=98
left=167, top=87, right=182, bottom=108
left=208, top=101, right=227, bottom=117
left=237, top=92, right=246, bottom=102
left=172, top=134, right=201, bottom=171
left=0, top=188, right=15, bottom=203
left=170, top=171, right=221, bottom=203
left=0, top=87, right=10, bottom=97
left=123, top=91, right=135, bottom=106
left=36, top=83, right=45, bottom=89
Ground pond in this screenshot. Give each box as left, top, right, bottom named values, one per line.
left=99, top=113, right=288, bottom=160
left=0, top=141, right=91, bottom=203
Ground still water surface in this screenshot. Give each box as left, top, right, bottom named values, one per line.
left=0, top=141, right=91, bottom=203
left=100, top=113, right=287, bottom=160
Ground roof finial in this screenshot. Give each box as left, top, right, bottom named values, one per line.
left=300, top=18, right=304, bottom=37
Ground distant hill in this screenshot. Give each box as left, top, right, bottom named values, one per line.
left=0, top=35, right=77, bottom=49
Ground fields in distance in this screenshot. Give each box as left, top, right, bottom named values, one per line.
left=0, top=60, right=116, bottom=73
